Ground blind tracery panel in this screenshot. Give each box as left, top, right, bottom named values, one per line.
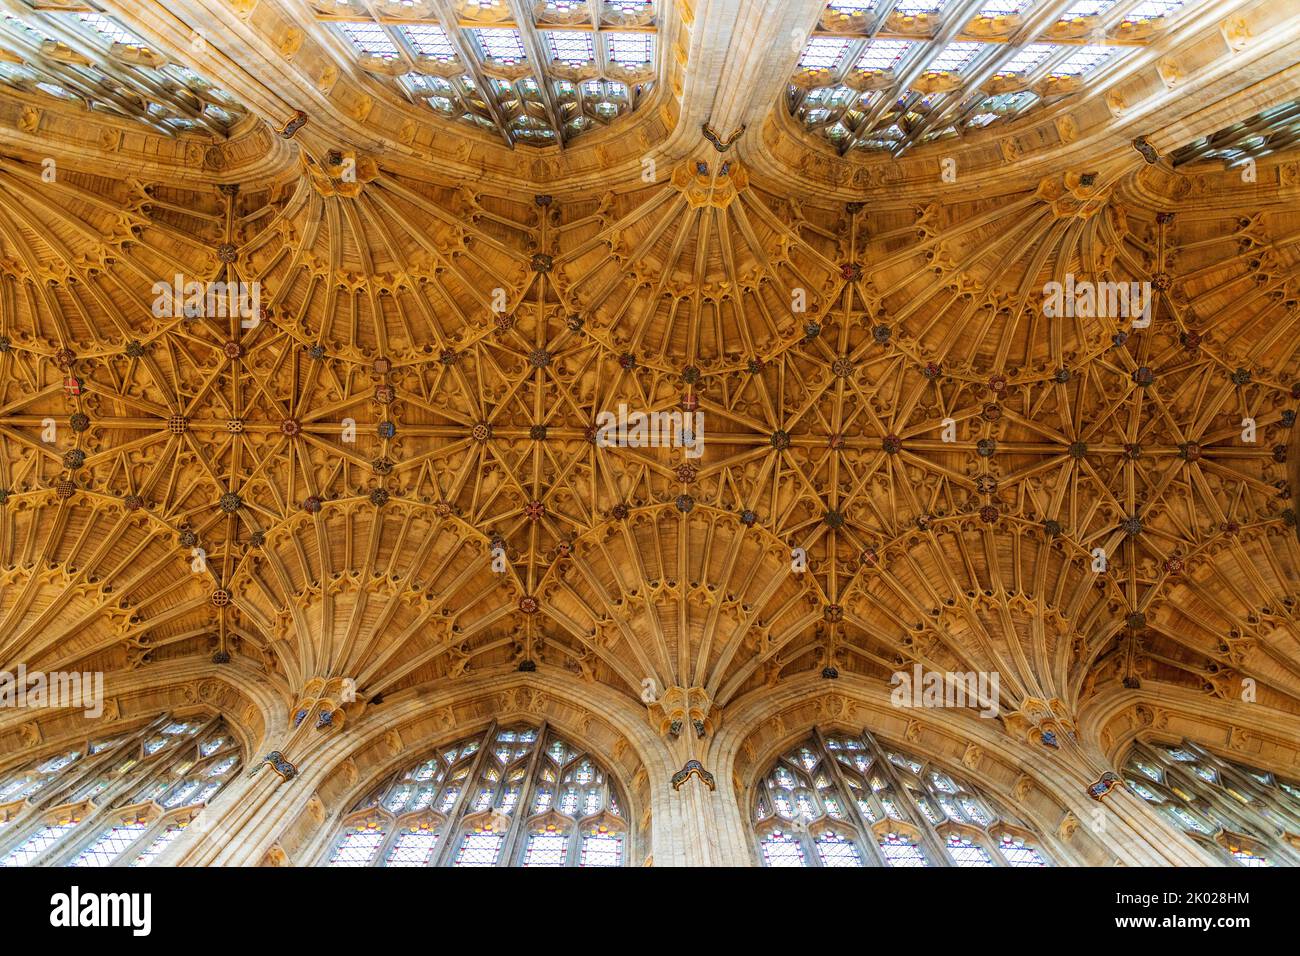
left=752, top=727, right=1051, bottom=868
left=323, top=721, right=628, bottom=868
left=1124, top=739, right=1300, bottom=867
left=0, top=714, right=241, bottom=867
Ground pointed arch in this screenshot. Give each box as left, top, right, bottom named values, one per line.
left=0, top=714, right=242, bottom=867
left=318, top=719, right=633, bottom=867
left=749, top=725, right=1055, bottom=868
left=1122, top=736, right=1300, bottom=866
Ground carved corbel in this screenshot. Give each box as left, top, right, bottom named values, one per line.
left=1220, top=16, right=1251, bottom=52
left=1057, top=811, right=1080, bottom=840
left=670, top=759, right=716, bottom=791
left=646, top=685, right=715, bottom=739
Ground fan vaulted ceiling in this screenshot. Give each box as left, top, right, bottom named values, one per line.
left=1, top=0, right=1300, bottom=747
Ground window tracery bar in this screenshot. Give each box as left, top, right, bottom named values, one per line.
left=1123, top=739, right=1300, bottom=867
left=790, top=0, right=1214, bottom=154
left=0, top=3, right=247, bottom=134
left=315, top=0, right=659, bottom=146
left=752, top=726, right=1052, bottom=868
left=0, top=714, right=241, bottom=867
left=321, top=720, right=629, bottom=867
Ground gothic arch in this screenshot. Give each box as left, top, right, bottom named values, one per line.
left=1119, top=735, right=1300, bottom=866
left=721, top=679, right=1090, bottom=866
left=0, top=709, right=244, bottom=867
left=746, top=725, right=1059, bottom=867
left=214, top=673, right=665, bottom=868
left=3, top=0, right=1300, bottom=871
left=317, top=720, right=633, bottom=867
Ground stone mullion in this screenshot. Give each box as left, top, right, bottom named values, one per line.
left=365, top=811, right=408, bottom=870
left=1162, top=742, right=1300, bottom=864
left=14, top=713, right=190, bottom=861
left=1182, top=739, right=1300, bottom=839
left=502, top=0, right=567, bottom=144
left=917, top=759, right=1010, bottom=867
left=499, top=720, right=547, bottom=867
left=12, top=759, right=162, bottom=868
left=353, top=760, right=415, bottom=869
left=1166, top=762, right=1276, bottom=857
left=41, top=740, right=204, bottom=868
left=429, top=721, right=498, bottom=868
left=21, top=717, right=161, bottom=817
left=105, top=813, right=180, bottom=868
left=1057, top=736, right=1222, bottom=866
left=0, top=805, right=87, bottom=866
left=812, top=726, right=890, bottom=867
left=427, top=0, right=516, bottom=146
left=43, top=801, right=161, bottom=868
left=754, top=775, right=806, bottom=866
left=860, top=728, right=952, bottom=866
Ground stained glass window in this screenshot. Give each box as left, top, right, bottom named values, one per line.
left=321, top=722, right=630, bottom=867
left=0, top=715, right=240, bottom=868
left=799, top=37, right=852, bottom=71
left=977, top=0, right=1034, bottom=13
left=606, top=31, right=653, bottom=68
left=855, top=40, right=913, bottom=72
left=946, top=833, right=993, bottom=866
left=1125, top=0, right=1186, bottom=18
left=790, top=0, right=1226, bottom=153
left=815, top=830, right=862, bottom=867
left=879, top=833, right=928, bottom=867
left=455, top=825, right=505, bottom=866
left=997, top=44, right=1056, bottom=76
left=385, top=822, right=440, bottom=866
left=547, top=30, right=594, bottom=65
left=1229, top=845, right=1272, bottom=867
left=580, top=825, right=623, bottom=867
left=474, top=29, right=527, bottom=63
left=1124, top=740, right=1300, bottom=866
left=1060, top=0, right=1120, bottom=16
left=754, top=728, right=1053, bottom=867
left=0, top=815, right=82, bottom=866
left=130, top=823, right=187, bottom=867
left=338, top=22, right=401, bottom=58
left=69, top=818, right=151, bottom=867
left=760, top=829, right=806, bottom=867
left=1049, top=45, right=1128, bottom=77
left=925, top=42, right=984, bottom=74
left=523, top=824, right=568, bottom=866
left=402, top=24, right=456, bottom=60
left=76, top=12, right=146, bottom=47
left=998, top=834, right=1047, bottom=867
left=328, top=820, right=388, bottom=866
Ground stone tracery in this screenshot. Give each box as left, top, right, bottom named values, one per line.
left=0, top=0, right=1297, bottom=868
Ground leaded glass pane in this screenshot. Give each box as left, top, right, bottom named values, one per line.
left=946, top=834, right=993, bottom=867
left=754, top=730, right=1055, bottom=868
left=386, top=824, right=440, bottom=867
left=328, top=822, right=387, bottom=867
left=760, top=830, right=806, bottom=867
left=815, top=831, right=862, bottom=867
left=523, top=827, right=568, bottom=866
left=69, top=820, right=149, bottom=867
left=454, top=827, right=505, bottom=866
left=581, top=826, right=623, bottom=866
left=879, top=834, right=928, bottom=867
